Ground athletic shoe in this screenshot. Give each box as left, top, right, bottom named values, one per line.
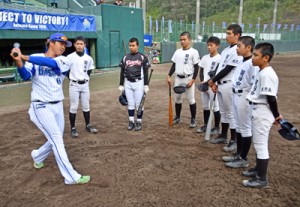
left=135, top=121, right=142, bottom=131
left=127, top=121, right=135, bottom=131
left=223, top=140, right=237, bottom=152
left=196, top=125, right=206, bottom=133
left=189, top=118, right=196, bottom=128
left=225, top=158, right=249, bottom=168
left=210, top=135, right=228, bottom=144
left=242, top=167, right=257, bottom=177
left=86, top=124, right=98, bottom=133
left=75, top=175, right=91, bottom=184
left=173, top=117, right=181, bottom=125
left=33, top=162, right=44, bottom=169
left=210, top=127, right=220, bottom=135
left=242, top=176, right=269, bottom=188
left=71, top=128, right=79, bottom=138
left=222, top=153, right=240, bottom=162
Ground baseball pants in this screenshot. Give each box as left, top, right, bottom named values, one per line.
left=174, top=75, right=195, bottom=105
left=200, top=87, right=219, bottom=112
left=124, top=79, right=144, bottom=110
left=69, top=82, right=90, bottom=113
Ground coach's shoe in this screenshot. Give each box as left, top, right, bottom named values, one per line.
left=222, top=153, right=240, bottom=162
left=33, top=162, right=44, bottom=169
left=225, top=158, right=249, bottom=168
left=242, top=167, right=258, bottom=177
left=210, top=135, right=228, bottom=144
left=75, top=175, right=91, bottom=184
left=189, top=118, right=196, bottom=128
left=135, top=121, right=142, bottom=131
left=223, top=140, right=237, bottom=152
left=71, top=128, right=79, bottom=138
left=242, top=176, right=269, bottom=188
left=86, top=124, right=98, bottom=133
left=196, top=125, right=206, bottom=133
left=211, top=127, right=220, bottom=135
left=127, top=121, right=135, bottom=131
left=173, top=117, right=181, bottom=125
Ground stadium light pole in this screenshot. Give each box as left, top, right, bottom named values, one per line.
left=238, top=0, right=243, bottom=25
left=272, top=0, right=278, bottom=33
left=195, top=0, right=200, bottom=38
left=142, top=0, right=146, bottom=34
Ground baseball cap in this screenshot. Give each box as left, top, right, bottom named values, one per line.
left=49, top=33, right=72, bottom=47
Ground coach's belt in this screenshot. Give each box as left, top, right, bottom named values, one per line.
left=71, top=80, right=88, bottom=84
left=232, top=88, right=243, bottom=93
left=217, top=80, right=231, bottom=85
left=33, top=100, right=60, bottom=104
left=126, top=78, right=142, bottom=82
left=177, top=74, right=192, bottom=78
left=249, top=101, right=267, bottom=105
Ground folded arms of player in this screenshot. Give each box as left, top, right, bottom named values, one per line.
left=267, top=95, right=282, bottom=125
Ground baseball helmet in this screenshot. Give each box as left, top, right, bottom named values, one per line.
left=197, top=82, right=209, bottom=92
left=119, top=91, right=128, bottom=106
left=173, top=85, right=186, bottom=94
left=278, top=119, right=300, bottom=141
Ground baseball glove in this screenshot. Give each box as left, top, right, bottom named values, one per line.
left=197, top=82, right=209, bottom=92
left=278, top=119, right=300, bottom=141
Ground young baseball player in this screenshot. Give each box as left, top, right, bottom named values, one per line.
left=208, top=24, right=243, bottom=152
left=119, top=37, right=151, bottom=131
left=167, top=32, right=200, bottom=128
left=243, top=43, right=282, bottom=188
left=10, top=33, right=90, bottom=185
left=222, top=36, right=259, bottom=168
left=67, top=36, right=98, bottom=138
left=197, top=36, right=221, bottom=134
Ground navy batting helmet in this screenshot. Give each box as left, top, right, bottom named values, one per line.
left=119, top=91, right=128, bottom=106
left=278, top=119, right=300, bottom=141
left=173, top=85, right=186, bottom=94
left=197, top=82, right=209, bottom=92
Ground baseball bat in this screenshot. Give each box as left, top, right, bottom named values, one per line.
left=137, top=69, right=154, bottom=116
left=13, top=42, right=20, bottom=57
left=168, top=84, right=173, bottom=126
left=204, top=93, right=216, bottom=141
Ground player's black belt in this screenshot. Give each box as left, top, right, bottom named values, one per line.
left=126, top=78, right=142, bottom=82
left=177, top=74, right=192, bottom=79
left=217, top=80, right=231, bottom=85
left=71, top=80, right=88, bottom=84
left=249, top=101, right=267, bottom=105
left=232, top=88, right=243, bottom=93
left=33, top=100, right=60, bottom=104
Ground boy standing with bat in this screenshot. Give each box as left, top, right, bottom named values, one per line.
left=119, top=38, right=151, bottom=131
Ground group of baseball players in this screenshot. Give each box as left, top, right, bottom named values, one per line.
left=10, top=27, right=282, bottom=188
left=167, top=25, right=282, bottom=188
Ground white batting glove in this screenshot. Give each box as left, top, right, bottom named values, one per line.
left=119, top=85, right=124, bottom=92
left=144, top=85, right=149, bottom=94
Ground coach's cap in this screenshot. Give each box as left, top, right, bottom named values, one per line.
left=49, top=33, right=72, bottom=47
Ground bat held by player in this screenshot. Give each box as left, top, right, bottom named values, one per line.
left=137, top=69, right=153, bottom=116
left=204, top=93, right=216, bottom=141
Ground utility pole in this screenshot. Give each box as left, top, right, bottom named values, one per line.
left=195, top=0, right=200, bottom=38
left=272, top=0, right=278, bottom=33
left=142, top=0, right=146, bottom=33
left=238, top=0, right=243, bottom=25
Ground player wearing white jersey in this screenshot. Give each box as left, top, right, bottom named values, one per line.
left=197, top=36, right=221, bottom=134
left=223, top=36, right=259, bottom=168
left=208, top=24, right=243, bottom=149
left=243, top=43, right=282, bottom=188
left=10, top=33, right=90, bottom=185
left=67, top=36, right=98, bottom=138
left=167, top=32, right=200, bottom=128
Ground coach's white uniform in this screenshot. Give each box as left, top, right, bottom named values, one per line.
left=67, top=52, right=95, bottom=113
left=215, top=45, right=242, bottom=128
left=28, top=54, right=82, bottom=184
left=172, top=47, right=200, bottom=104
left=199, top=53, right=221, bottom=111
left=232, top=58, right=259, bottom=137
left=246, top=66, right=279, bottom=159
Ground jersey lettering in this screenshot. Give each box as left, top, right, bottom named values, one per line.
left=251, top=79, right=258, bottom=95
left=236, top=70, right=245, bottom=86
left=38, top=66, right=57, bottom=77
left=184, top=54, right=190, bottom=65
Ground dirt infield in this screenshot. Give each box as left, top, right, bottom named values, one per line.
left=0, top=53, right=300, bottom=207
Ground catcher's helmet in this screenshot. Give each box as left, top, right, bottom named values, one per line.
left=119, top=91, right=128, bottom=106
left=278, top=119, right=300, bottom=141
left=173, top=85, right=186, bottom=94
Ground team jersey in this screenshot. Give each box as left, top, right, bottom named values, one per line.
left=171, top=47, right=200, bottom=75
left=67, top=52, right=95, bottom=81
left=199, top=53, right=221, bottom=81
left=232, top=58, right=259, bottom=91
left=246, top=66, right=279, bottom=104
left=215, top=44, right=242, bottom=81
left=24, top=53, right=70, bottom=102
